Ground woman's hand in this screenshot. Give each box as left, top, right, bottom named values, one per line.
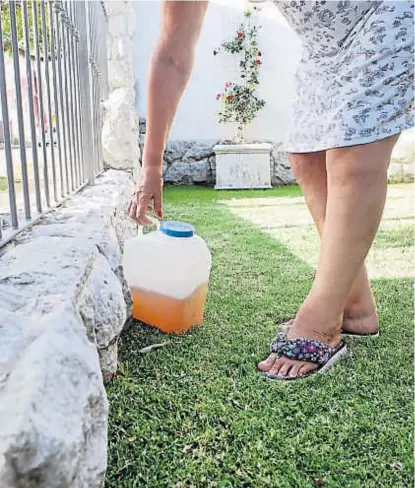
left=128, top=166, right=163, bottom=226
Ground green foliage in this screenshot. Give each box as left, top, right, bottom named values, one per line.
left=214, top=8, right=266, bottom=142
left=0, top=1, right=50, bottom=55
left=0, top=177, right=8, bottom=191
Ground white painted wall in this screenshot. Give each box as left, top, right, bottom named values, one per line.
left=133, top=0, right=301, bottom=143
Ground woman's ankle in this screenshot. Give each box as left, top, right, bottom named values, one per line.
left=294, top=297, right=343, bottom=340
left=344, top=291, right=376, bottom=319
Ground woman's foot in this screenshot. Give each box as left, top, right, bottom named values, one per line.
left=258, top=299, right=343, bottom=378
left=258, top=299, right=378, bottom=374
left=342, top=295, right=379, bottom=336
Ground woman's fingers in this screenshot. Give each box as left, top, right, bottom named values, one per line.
left=128, top=173, right=163, bottom=225
left=153, top=192, right=163, bottom=218
left=128, top=199, right=139, bottom=225
left=137, top=193, right=153, bottom=226
left=127, top=195, right=156, bottom=226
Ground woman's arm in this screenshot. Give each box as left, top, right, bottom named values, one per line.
left=145, top=0, right=209, bottom=165
left=129, top=1, right=209, bottom=225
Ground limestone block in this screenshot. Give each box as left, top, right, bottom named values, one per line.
left=0, top=306, right=108, bottom=488
left=77, top=254, right=126, bottom=381
left=102, top=89, right=137, bottom=169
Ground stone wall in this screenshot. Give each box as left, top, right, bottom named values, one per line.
left=138, top=128, right=295, bottom=186
left=162, top=141, right=294, bottom=186
left=0, top=170, right=135, bottom=487
left=103, top=1, right=140, bottom=175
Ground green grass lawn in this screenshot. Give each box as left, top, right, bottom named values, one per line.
left=163, top=184, right=302, bottom=204
left=0, top=177, right=8, bottom=191
left=106, top=186, right=413, bottom=488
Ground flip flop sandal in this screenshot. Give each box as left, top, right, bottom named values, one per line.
left=277, top=319, right=379, bottom=338
left=264, top=333, right=348, bottom=381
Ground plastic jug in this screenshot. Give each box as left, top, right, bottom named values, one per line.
left=123, top=221, right=212, bottom=334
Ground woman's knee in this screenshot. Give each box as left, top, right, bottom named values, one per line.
left=327, top=149, right=374, bottom=185
left=288, top=151, right=326, bottom=182
left=327, top=136, right=399, bottom=186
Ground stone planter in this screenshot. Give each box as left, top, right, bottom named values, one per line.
left=213, top=143, right=272, bottom=190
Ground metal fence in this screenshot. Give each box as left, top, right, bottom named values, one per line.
left=0, top=0, right=108, bottom=247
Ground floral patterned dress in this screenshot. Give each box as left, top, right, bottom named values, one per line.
left=273, top=1, right=414, bottom=152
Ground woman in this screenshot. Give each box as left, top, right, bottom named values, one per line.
left=128, top=1, right=414, bottom=380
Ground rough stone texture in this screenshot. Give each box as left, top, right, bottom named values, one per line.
left=0, top=170, right=136, bottom=487
left=162, top=140, right=219, bottom=185
left=0, top=306, right=108, bottom=488
left=160, top=139, right=294, bottom=186
left=271, top=144, right=295, bottom=185
left=138, top=120, right=295, bottom=186
left=103, top=1, right=140, bottom=173
left=77, top=253, right=127, bottom=382
left=102, top=88, right=139, bottom=171
left=389, top=128, right=414, bottom=183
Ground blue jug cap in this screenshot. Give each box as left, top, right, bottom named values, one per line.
left=160, top=221, right=194, bottom=238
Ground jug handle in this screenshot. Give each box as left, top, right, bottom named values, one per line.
left=138, top=216, right=160, bottom=235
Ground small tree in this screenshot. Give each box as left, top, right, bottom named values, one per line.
left=214, top=7, right=265, bottom=143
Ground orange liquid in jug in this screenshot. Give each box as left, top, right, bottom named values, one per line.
left=131, top=283, right=208, bottom=334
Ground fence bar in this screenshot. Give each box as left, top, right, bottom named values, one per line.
left=95, top=75, right=100, bottom=173
left=78, top=1, right=94, bottom=184
left=100, top=2, right=108, bottom=99
left=0, top=12, right=18, bottom=230
left=61, top=3, right=74, bottom=191
left=87, top=2, right=96, bottom=175
left=49, top=0, right=64, bottom=198
left=10, top=0, right=31, bottom=220
left=73, top=1, right=84, bottom=183
left=22, top=0, right=42, bottom=213
left=40, top=1, right=58, bottom=203
left=91, top=3, right=99, bottom=174
left=67, top=1, right=79, bottom=188
left=69, top=1, right=82, bottom=186
left=32, top=0, right=51, bottom=207
left=66, top=2, right=76, bottom=189
left=55, top=0, right=70, bottom=195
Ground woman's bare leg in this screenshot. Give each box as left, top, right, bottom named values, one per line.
left=258, top=151, right=377, bottom=372
left=266, top=135, right=399, bottom=378
left=288, top=152, right=378, bottom=335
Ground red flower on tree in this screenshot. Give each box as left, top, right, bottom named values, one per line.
left=213, top=7, right=266, bottom=142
